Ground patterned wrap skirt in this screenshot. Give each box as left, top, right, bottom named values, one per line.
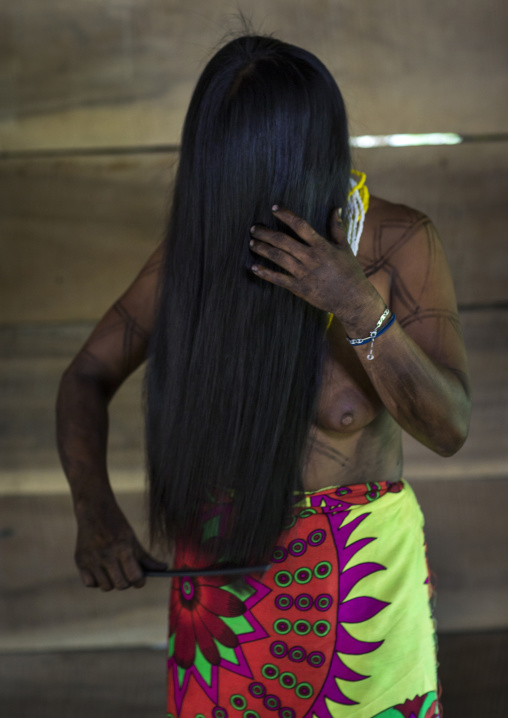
left=167, top=480, right=440, bottom=718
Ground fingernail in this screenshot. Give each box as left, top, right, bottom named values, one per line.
left=250, top=225, right=256, bottom=233
left=337, top=207, right=343, bottom=220
left=251, top=265, right=259, bottom=272
left=272, top=205, right=279, bottom=212
left=249, top=239, right=254, bottom=247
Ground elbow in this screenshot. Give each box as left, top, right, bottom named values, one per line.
left=57, top=356, right=117, bottom=405
left=432, top=400, right=472, bottom=457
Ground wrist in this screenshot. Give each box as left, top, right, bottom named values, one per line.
left=72, top=483, right=117, bottom=519
left=336, top=292, right=386, bottom=339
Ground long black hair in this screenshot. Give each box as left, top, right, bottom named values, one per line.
left=146, top=35, right=351, bottom=566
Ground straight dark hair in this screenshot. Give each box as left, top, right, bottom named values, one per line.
left=146, top=35, right=351, bottom=566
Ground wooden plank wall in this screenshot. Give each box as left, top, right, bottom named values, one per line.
left=0, top=0, right=507, bottom=651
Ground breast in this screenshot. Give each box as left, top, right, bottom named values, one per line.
left=316, top=352, right=383, bottom=434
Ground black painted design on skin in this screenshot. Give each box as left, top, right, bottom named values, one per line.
left=88, top=301, right=149, bottom=367
left=112, top=301, right=150, bottom=361
left=139, top=255, right=162, bottom=278
left=362, top=215, right=461, bottom=338
left=399, top=308, right=462, bottom=335
left=312, top=438, right=350, bottom=467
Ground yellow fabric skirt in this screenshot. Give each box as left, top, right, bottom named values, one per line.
left=167, top=479, right=440, bottom=717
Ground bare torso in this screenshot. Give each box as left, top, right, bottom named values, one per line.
left=304, top=196, right=399, bottom=490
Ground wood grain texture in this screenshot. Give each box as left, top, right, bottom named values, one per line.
left=0, top=493, right=169, bottom=652
left=0, top=0, right=507, bottom=152
left=0, top=153, right=177, bottom=323
left=1, top=634, right=507, bottom=718
left=0, top=648, right=165, bottom=718
left=1, top=143, right=506, bottom=324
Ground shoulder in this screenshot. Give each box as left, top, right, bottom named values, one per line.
left=365, top=194, right=430, bottom=233
left=360, top=195, right=439, bottom=264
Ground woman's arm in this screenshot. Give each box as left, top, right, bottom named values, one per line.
left=56, top=244, right=166, bottom=590
left=249, top=205, right=471, bottom=456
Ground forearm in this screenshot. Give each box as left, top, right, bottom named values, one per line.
left=56, top=367, right=117, bottom=512
left=341, top=300, right=471, bottom=456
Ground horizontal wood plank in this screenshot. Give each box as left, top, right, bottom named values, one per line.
left=1, top=634, right=508, bottom=717
left=1, top=143, right=506, bottom=324
left=0, top=0, right=506, bottom=152
left=0, top=493, right=169, bottom=652
left=0, top=153, right=177, bottom=323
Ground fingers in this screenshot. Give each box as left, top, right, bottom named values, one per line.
left=79, top=567, right=98, bottom=588
left=79, top=560, right=127, bottom=591
left=250, top=263, right=295, bottom=291
left=270, top=205, right=322, bottom=245
left=94, top=566, right=115, bottom=592
left=119, top=553, right=146, bottom=588
left=249, top=225, right=306, bottom=274
left=77, top=547, right=165, bottom=591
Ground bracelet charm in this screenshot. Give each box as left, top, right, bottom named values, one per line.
left=346, top=307, right=396, bottom=360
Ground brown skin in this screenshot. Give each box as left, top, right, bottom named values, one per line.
left=56, top=196, right=471, bottom=590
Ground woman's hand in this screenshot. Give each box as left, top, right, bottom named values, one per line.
left=249, top=205, right=380, bottom=326
left=74, top=499, right=167, bottom=591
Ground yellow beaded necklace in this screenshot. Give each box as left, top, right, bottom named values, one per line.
left=326, top=171, right=369, bottom=330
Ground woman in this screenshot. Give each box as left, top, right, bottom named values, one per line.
left=57, top=35, right=471, bottom=718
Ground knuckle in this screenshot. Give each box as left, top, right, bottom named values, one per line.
left=271, top=247, right=286, bottom=262
left=293, top=217, right=307, bottom=232
left=124, top=563, right=143, bottom=583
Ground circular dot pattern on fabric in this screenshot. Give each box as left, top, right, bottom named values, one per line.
left=315, top=593, right=333, bottom=611
left=307, top=528, right=326, bottom=546
left=366, top=482, right=381, bottom=501
left=273, top=619, right=292, bottom=635
left=294, top=567, right=312, bottom=584
left=212, top=709, right=228, bottom=718
left=230, top=694, right=247, bottom=710
left=263, top=694, right=281, bottom=711
left=248, top=682, right=266, bottom=699
left=261, top=663, right=280, bottom=680
left=279, top=709, right=296, bottom=718
left=243, top=712, right=260, bottom=718
left=336, top=487, right=351, bottom=496
left=313, top=620, right=331, bottom=636
left=294, top=620, right=311, bottom=635
left=282, top=515, right=297, bottom=529
left=288, top=646, right=306, bottom=662
left=288, top=539, right=307, bottom=557
left=314, top=561, right=332, bottom=579
left=295, top=593, right=313, bottom=611
left=295, top=682, right=314, bottom=699
left=307, top=651, right=326, bottom=668
left=181, top=579, right=195, bottom=600
left=279, top=671, right=297, bottom=689
left=270, top=640, right=288, bottom=659
left=275, top=594, right=293, bottom=611
left=270, top=546, right=287, bottom=563
left=298, top=508, right=317, bottom=518
left=274, top=571, right=293, bottom=588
